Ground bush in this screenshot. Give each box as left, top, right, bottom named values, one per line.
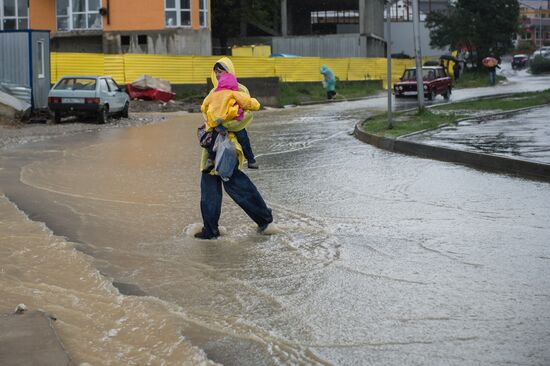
left=530, top=56, right=550, bottom=74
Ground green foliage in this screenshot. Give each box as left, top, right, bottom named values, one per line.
left=455, top=69, right=507, bottom=88
left=529, top=56, right=550, bottom=74
left=426, top=0, right=521, bottom=67
left=364, top=109, right=462, bottom=138
left=363, top=89, right=550, bottom=137
left=437, top=89, right=550, bottom=110
left=212, top=0, right=281, bottom=53
left=279, top=82, right=382, bottom=106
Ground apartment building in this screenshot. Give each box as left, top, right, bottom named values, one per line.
left=519, top=0, right=550, bottom=47
left=0, top=0, right=211, bottom=55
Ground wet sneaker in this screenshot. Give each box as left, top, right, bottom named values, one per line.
left=194, top=228, right=219, bottom=240
left=202, top=159, right=215, bottom=173
left=247, top=160, right=259, bottom=169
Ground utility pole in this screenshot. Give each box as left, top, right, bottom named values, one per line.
left=540, top=5, right=543, bottom=49
left=386, top=1, right=393, bottom=129
left=412, top=0, right=424, bottom=111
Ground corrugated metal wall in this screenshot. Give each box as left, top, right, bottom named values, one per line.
left=0, top=32, right=30, bottom=87
left=51, top=53, right=421, bottom=88
left=273, top=35, right=365, bottom=58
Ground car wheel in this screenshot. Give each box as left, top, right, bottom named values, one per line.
left=98, top=105, right=109, bottom=124
left=121, top=102, right=129, bottom=118
left=54, top=111, right=61, bottom=124
left=427, top=90, right=435, bottom=101
left=443, top=88, right=451, bottom=100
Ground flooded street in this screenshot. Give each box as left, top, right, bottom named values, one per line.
left=1, top=70, right=550, bottom=365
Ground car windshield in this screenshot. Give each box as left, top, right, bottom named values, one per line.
left=402, top=69, right=437, bottom=81
left=54, top=78, right=97, bottom=91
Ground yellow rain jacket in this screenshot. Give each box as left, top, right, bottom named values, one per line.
left=199, top=57, right=256, bottom=173
left=200, top=87, right=260, bottom=129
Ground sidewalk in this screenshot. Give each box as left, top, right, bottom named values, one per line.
left=354, top=104, right=550, bottom=182
left=0, top=310, right=73, bottom=366
left=405, top=105, right=550, bottom=165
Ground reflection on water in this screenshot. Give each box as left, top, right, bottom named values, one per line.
left=1, top=98, right=550, bottom=365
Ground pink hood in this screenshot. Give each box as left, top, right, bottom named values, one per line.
left=215, top=73, right=239, bottom=92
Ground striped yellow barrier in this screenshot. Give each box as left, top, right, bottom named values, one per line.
left=50, top=53, right=424, bottom=88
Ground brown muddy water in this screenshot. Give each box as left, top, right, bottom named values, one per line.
left=1, top=98, right=550, bottom=365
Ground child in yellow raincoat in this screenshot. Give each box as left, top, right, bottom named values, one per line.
left=200, top=64, right=260, bottom=172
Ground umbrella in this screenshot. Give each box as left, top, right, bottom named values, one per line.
left=440, top=54, right=459, bottom=63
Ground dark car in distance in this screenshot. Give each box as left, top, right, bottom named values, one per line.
left=393, top=66, right=453, bottom=101
left=511, top=54, right=529, bottom=70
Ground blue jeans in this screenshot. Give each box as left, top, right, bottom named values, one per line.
left=489, top=69, right=496, bottom=86
left=200, top=169, right=273, bottom=236
left=207, top=129, right=255, bottom=164
left=234, top=129, right=255, bottom=163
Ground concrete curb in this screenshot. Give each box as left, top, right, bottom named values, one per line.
left=354, top=106, right=550, bottom=182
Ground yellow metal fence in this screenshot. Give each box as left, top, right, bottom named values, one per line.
left=50, top=53, right=420, bottom=88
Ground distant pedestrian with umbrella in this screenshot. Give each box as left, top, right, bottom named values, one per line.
left=483, top=50, right=501, bottom=86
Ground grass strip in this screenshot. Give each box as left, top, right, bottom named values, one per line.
left=454, top=69, right=507, bottom=89
left=363, top=89, right=550, bottom=138
left=435, top=89, right=550, bottom=111
left=280, top=81, right=383, bottom=106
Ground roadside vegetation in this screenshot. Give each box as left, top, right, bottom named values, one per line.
left=454, top=69, right=507, bottom=89
left=529, top=56, right=550, bottom=75
left=362, top=89, right=550, bottom=138
left=279, top=81, right=383, bottom=106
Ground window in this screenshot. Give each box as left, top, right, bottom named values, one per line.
left=54, top=78, right=97, bottom=90
left=99, top=79, right=109, bottom=93
left=199, top=0, right=208, bottom=28
left=310, top=10, right=359, bottom=25
left=138, top=34, right=147, bottom=45
left=121, top=35, right=130, bottom=46
left=1, top=0, right=29, bottom=30
left=56, top=0, right=101, bottom=31
left=107, top=78, right=119, bottom=92
left=165, top=0, right=191, bottom=27
left=37, top=41, right=45, bottom=78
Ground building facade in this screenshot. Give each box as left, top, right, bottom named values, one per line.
left=518, top=0, right=550, bottom=48
left=276, top=0, right=386, bottom=57
left=0, top=0, right=211, bottom=55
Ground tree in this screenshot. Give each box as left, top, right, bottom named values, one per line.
left=426, top=0, right=520, bottom=67
left=212, top=0, right=281, bottom=55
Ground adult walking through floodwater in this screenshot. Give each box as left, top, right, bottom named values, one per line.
left=194, top=57, right=273, bottom=240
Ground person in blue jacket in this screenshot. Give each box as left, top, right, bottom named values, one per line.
left=320, top=64, right=336, bottom=99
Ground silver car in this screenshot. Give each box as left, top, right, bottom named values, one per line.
left=48, top=76, right=130, bottom=124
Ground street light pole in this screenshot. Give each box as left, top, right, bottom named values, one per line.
left=539, top=5, right=543, bottom=49
left=386, top=1, right=393, bottom=129
left=412, top=0, right=424, bottom=111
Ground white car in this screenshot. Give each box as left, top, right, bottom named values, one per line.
left=48, top=76, right=130, bottom=124
left=532, top=46, right=550, bottom=59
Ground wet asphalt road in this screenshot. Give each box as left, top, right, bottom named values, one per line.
left=1, top=65, right=549, bottom=365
